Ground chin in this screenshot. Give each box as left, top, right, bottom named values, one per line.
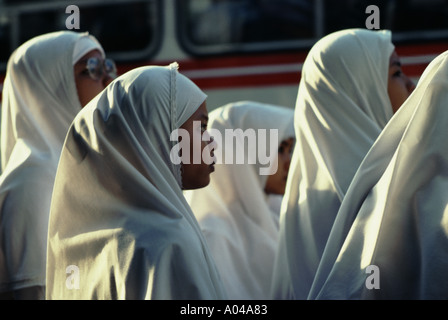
left=182, top=176, right=210, bottom=190
left=266, top=187, right=286, bottom=195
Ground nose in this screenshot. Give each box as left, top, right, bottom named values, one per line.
left=284, top=153, right=292, bottom=172
left=406, top=75, right=416, bottom=94
left=102, top=74, right=114, bottom=87
left=209, top=136, right=218, bottom=152
left=206, top=135, right=217, bottom=165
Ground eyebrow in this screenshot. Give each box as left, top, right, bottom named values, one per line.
left=75, top=57, right=105, bottom=67
left=199, top=113, right=209, bottom=121
left=73, top=59, right=90, bottom=70
left=75, top=58, right=95, bottom=66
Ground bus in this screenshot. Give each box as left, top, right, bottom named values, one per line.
left=1, top=0, right=447, bottom=110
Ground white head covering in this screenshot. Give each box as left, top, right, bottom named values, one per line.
left=309, top=50, right=448, bottom=300
left=0, top=31, right=103, bottom=296
left=72, top=35, right=105, bottom=64
left=271, top=28, right=395, bottom=299
left=185, top=101, right=294, bottom=299
left=46, top=64, right=227, bottom=300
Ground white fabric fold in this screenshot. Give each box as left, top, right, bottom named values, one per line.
left=272, top=28, right=394, bottom=299
left=46, top=64, right=227, bottom=300
left=185, top=101, right=294, bottom=299
left=0, top=31, right=101, bottom=295
left=310, top=50, right=448, bottom=300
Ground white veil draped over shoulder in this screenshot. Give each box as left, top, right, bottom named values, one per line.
left=0, top=31, right=102, bottom=296
left=272, top=29, right=394, bottom=299
left=310, top=50, right=448, bottom=300
left=46, top=64, right=227, bottom=300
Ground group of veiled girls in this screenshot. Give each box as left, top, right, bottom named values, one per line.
left=0, top=28, right=446, bottom=300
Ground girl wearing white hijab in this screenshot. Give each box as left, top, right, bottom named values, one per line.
left=185, top=101, right=295, bottom=299
left=271, top=28, right=415, bottom=299
left=46, top=63, right=227, bottom=300
left=309, top=50, right=448, bottom=300
left=0, top=31, right=112, bottom=299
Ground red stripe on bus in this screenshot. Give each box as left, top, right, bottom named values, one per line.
left=112, top=42, right=448, bottom=90
left=2, top=42, right=447, bottom=96
left=396, top=42, right=448, bottom=56
left=176, top=52, right=308, bottom=70
left=116, top=51, right=306, bottom=74
left=188, top=64, right=429, bottom=90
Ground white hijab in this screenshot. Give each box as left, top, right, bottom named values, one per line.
left=0, top=31, right=103, bottom=296
left=185, top=101, right=294, bottom=299
left=46, top=64, right=227, bottom=300
left=272, top=29, right=395, bottom=299
left=309, top=50, right=448, bottom=300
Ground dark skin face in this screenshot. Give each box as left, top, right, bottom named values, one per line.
left=264, top=137, right=295, bottom=195
left=180, top=101, right=215, bottom=190
left=74, top=49, right=114, bottom=107
left=387, top=50, right=416, bottom=113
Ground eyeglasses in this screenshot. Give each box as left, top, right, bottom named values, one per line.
left=86, top=57, right=117, bottom=81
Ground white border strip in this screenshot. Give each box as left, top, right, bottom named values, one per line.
left=182, top=63, right=303, bottom=79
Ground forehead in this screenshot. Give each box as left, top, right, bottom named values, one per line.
left=191, top=101, right=208, bottom=119
left=389, top=50, right=400, bottom=63
left=282, top=137, right=295, bottom=144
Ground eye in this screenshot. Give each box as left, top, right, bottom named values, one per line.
left=393, top=70, right=402, bottom=78
left=278, top=144, right=286, bottom=154
left=201, top=122, right=208, bottom=132
left=279, top=139, right=294, bottom=154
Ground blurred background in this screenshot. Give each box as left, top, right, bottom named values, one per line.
left=1, top=0, right=447, bottom=110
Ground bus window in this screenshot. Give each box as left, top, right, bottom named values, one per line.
left=389, top=0, right=448, bottom=34
left=324, top=0, right=448, bottom=41
left=1, top=0, right=161, bottom=70
left=178, top=0, right=448, bottom=57
left=71, top=3, right=159, bottom=56
left=177, top=0, right=318, bottom=55
left=0, top=13, right=11, bottom=63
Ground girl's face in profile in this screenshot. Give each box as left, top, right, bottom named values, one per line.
left=74, top=49, right=114, bottom=107
left=180, top=101, right=215, bottom=190
left=388, top=50, right=415, bottom=113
